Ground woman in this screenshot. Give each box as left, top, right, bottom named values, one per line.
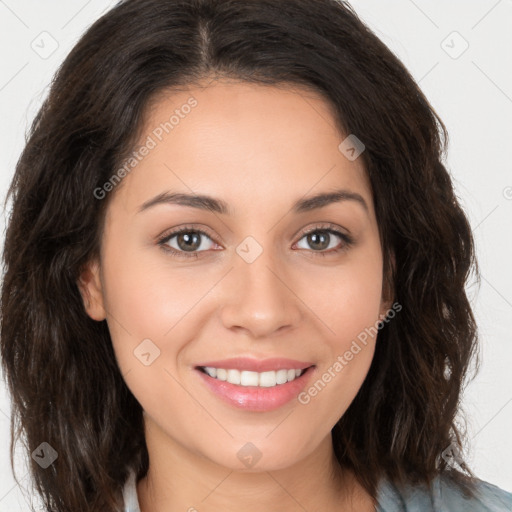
left=1, top=0, right=511, bottom=511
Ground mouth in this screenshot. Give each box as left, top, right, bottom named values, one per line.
left=194, top=363, right=316, bottom=412
left=195, top=365, right=311, bottom=387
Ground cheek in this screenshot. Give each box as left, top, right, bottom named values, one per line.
left=97, top=225, right=384, bottom=468
left=100, top=251, right=199, bottom=419
left=98, top=242, right=185, bottom=369
left=329, top=276, right=383, bottom=344
left=103, top=230, right=384, bottom=363
left=301, top=251, right=384, bottom=345
left=103, top=237, right=201, bottom=323
left=294, top=250, right=383, bottom=415
left=297, top=285, right=381, bottom=432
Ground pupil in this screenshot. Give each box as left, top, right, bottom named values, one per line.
left=175, top=231, right=330, bottom=252
left=178, top=232, right=200, bottom=251
left=309, top=231, right=329, bottom=250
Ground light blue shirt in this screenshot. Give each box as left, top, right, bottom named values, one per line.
left=122, top=469, right=512, bottom=511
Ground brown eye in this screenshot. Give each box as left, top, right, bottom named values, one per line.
left=158, top=228, right=217, bottom=259
left=295, top=227, right=353, bottom=255
left=303, top=230, right=332, bottom=251
left=174, top=231, right=203, bottom=252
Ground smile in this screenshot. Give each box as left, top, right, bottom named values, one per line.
left=195, top=365, right=316, bottom=412
left=198, top=366, right=307, bottom=387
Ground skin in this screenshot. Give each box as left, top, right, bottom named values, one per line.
left=79, top=78, right=391, bottom=511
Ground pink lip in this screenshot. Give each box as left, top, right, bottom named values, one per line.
left=194, top=357, right=314, bottom=373
left=195, top=365, right=316, bottom=412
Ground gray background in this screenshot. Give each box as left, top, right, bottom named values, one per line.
left=1, top=0, right=511, bottom=509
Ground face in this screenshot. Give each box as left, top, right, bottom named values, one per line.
left=80, top=79, right=391, bottom=472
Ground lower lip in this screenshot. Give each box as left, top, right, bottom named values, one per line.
left=195, top=366, right=316, bottom=412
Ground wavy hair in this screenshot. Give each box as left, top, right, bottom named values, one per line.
left=1, top=0, right=481, bottom=510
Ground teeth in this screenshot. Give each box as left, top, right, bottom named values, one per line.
left=241, top=370, right=259, bottom=386
left=202, top=367, right=306, bottom=387
left=227, top=369, right=240, bottom=385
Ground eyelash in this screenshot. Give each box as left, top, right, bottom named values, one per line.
left=157, top=223, right=355, bottom=260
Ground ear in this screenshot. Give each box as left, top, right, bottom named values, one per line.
left=77, top=258, right=107, bottom=321
left=379, top=248, right=396, bottom=319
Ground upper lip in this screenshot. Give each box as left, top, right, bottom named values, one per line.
left=195, top=357, right=315, bottom=373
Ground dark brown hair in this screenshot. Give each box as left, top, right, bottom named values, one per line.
left=1, top=0, right=481, bottom=510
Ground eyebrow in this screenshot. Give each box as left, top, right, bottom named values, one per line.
left=138, top=188, right=369, bottom=216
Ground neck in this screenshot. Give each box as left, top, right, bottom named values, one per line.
left=136, top=415, right=376, bottom=512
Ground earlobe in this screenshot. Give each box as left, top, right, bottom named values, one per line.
left=77, top=259, right=106, bottom=321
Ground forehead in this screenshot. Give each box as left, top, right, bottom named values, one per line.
left=111, top=79, right=373, bottom=217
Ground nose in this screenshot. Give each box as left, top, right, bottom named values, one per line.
left=219, top=247, right=303, bottom=339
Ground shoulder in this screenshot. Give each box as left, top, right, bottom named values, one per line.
left=122, top=469, right=141, bottom=512
left=376, top=472, right=512, bottom=512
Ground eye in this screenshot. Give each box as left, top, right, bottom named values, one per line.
left=294, top=225, right=354, bottom=256
left=158, top=226, right=217, bottom=259
left=157, top=223, right=354, bottom=259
